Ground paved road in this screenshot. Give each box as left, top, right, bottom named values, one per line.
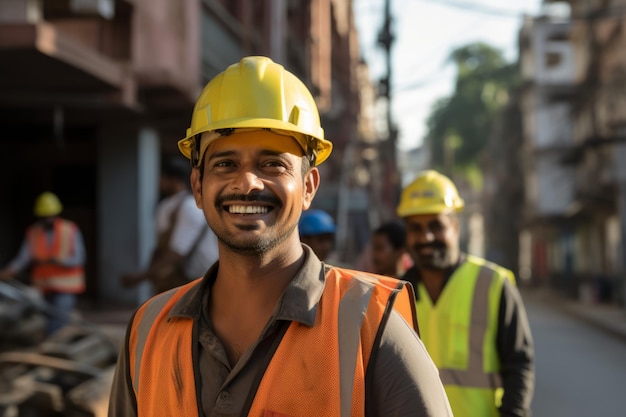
left=525, top=295, right=626, bottom=417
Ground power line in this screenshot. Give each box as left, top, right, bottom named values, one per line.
left=415, top=0, right=532, bottom=18
left=392, top=13, right=489, bottom=92
left=393, top=70, right=452, bottom=94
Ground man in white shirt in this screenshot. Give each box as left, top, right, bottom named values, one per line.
left=122, top=157, right=219, bottom=293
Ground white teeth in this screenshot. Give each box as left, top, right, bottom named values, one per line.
left=228, top=205, right=269, bottom=214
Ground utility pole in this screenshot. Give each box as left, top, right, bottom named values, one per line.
left=377, top=0, right=399, bottom=216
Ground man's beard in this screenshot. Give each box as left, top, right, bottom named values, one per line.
left=411, top=242, right=454, bottom=270
left=217, top=221, right=298, bottom=256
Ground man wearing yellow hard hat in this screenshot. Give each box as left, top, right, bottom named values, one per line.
left=109, top=56, right=452, bottom=417
left=397, top=170, right=535, bottom=417
left=0, top=191, right=86, bottom=335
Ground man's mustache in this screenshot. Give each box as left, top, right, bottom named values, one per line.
left=412, top=242, right=446, bottom=252
left=216, top=193, right=282, bottom=207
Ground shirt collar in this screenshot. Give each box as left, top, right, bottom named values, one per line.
left=167, top=245, right=326, bottom=327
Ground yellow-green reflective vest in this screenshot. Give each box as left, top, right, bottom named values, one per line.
left=415, top=255, right=515, bottom=417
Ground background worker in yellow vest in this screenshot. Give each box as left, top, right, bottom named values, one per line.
left=108, top=56, right=453, bottom=417
left=0, top=192, right=86, bottom=335
left=397, top=170, right=535, bottom=417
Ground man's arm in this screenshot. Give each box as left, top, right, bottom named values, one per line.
left=370, top=310, right=453, bottom=416
left=0, top=238, right=31, bottom=279
left=120, top=248, right=184, bottom=288
left=497, top=279, right=535, bottom=417
left=108, top=320, right=138, bottom=417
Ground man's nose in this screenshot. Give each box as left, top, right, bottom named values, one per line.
left=415, top=228, right=436, bottom=243
left=232, top=170, right=264, bottom=193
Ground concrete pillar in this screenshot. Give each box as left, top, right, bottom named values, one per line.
left=615, top=140, right=626, bottom=307
left=0, top=0, right=41, bottom=22
left=97, top=126, right=159, bottom=306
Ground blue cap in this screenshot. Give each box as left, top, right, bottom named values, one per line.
left=299, top=209, right=337, bottom=236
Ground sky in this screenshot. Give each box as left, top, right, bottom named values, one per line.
left=354, top=0, right=545, bottom=151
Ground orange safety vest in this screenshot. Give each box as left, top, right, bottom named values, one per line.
left=129, top=267, right=418, bottom=417
left=27, top=218, right=85, bottom=294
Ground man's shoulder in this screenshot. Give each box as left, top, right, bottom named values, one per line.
left=53, top=217, right=80, bottom=232
left=326, top=265, right=405, bottom=287
left=464, top=254, right=516, bottom=284
left=140, top=277, right=204, bottom=318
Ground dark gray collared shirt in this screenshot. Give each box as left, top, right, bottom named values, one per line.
left=108, top=246, right=452, bottom=417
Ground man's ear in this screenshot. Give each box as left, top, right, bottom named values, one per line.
left=302, top=167, right=320, bottom=210
left=190, top=168, right=203, bottom=209
left=450, top=213, right=461, bottom=234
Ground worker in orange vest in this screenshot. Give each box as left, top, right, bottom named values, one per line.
left=108, top=56, right=453, bottom=417
left=0, top=192, right=86, bottom=335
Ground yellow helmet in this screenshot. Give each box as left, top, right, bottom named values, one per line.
left=178, top=56, right=333, bottom=167
left=396, top=170, right=464, bottom=217
left=33, top=192, right=63, bottom=217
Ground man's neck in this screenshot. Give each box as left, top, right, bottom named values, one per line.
left=212, top=238, right=305, bottom=306
left=420, top=268, right=446, bottom=303
left=418, top=254, right=462, bottom=304
left=208, top=239, right=306, bottom=365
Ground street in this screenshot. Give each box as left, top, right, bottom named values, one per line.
left=525, top=295, right=626, bottom=416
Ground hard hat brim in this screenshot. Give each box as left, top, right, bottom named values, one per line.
left=397, top=202, right=464, bottom=218
left=178, top=121, right=332, bottom=166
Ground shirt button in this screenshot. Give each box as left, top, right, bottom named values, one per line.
left=217, top=391, right=232, bottom=406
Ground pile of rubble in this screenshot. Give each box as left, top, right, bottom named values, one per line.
left=0, top=281, right=120, bottom=417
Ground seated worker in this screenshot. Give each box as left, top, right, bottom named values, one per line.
left=298, top=209, right=337, bottom=262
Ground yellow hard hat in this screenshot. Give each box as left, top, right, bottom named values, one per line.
left=178, top=56, right=333, bottom=167
left=396, top=170, right=464, bottom=217
left=33, top=192, right=63, bottom=217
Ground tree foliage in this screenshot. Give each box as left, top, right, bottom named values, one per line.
left=424, top=42, right=520, bottom=186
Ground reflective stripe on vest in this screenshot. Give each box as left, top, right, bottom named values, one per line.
left=338, top=274, right=374, bottom=417
left=437, top=265, right=502, bottom=388
left=129, top=268, right=417, bottom=417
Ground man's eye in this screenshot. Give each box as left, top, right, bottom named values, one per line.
left=214, top=160, right=234, bottom=168
left=262, top=160, right=287, bottom=169
left=409, top=225, right=423, bottom=233
left=429, top=223, right=444, bottom=233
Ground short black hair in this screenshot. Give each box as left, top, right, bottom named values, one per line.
left=161, top=156, right=190, bottom=182
left=374, top=221, right=406, bottom=250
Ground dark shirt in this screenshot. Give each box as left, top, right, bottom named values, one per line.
left=402, top=254, right=535, bottom=417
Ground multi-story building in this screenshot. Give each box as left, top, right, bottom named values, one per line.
left=519, top=1, right=625, bottom=305
left=0, top=0, right=376, bottom=305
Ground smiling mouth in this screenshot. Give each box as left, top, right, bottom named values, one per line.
left=227, top=205, right=271, bottom=214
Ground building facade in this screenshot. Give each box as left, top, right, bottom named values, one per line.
left=519, top=0, right=626, bottom=305
left=0, top=0, right=378, bottom=305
